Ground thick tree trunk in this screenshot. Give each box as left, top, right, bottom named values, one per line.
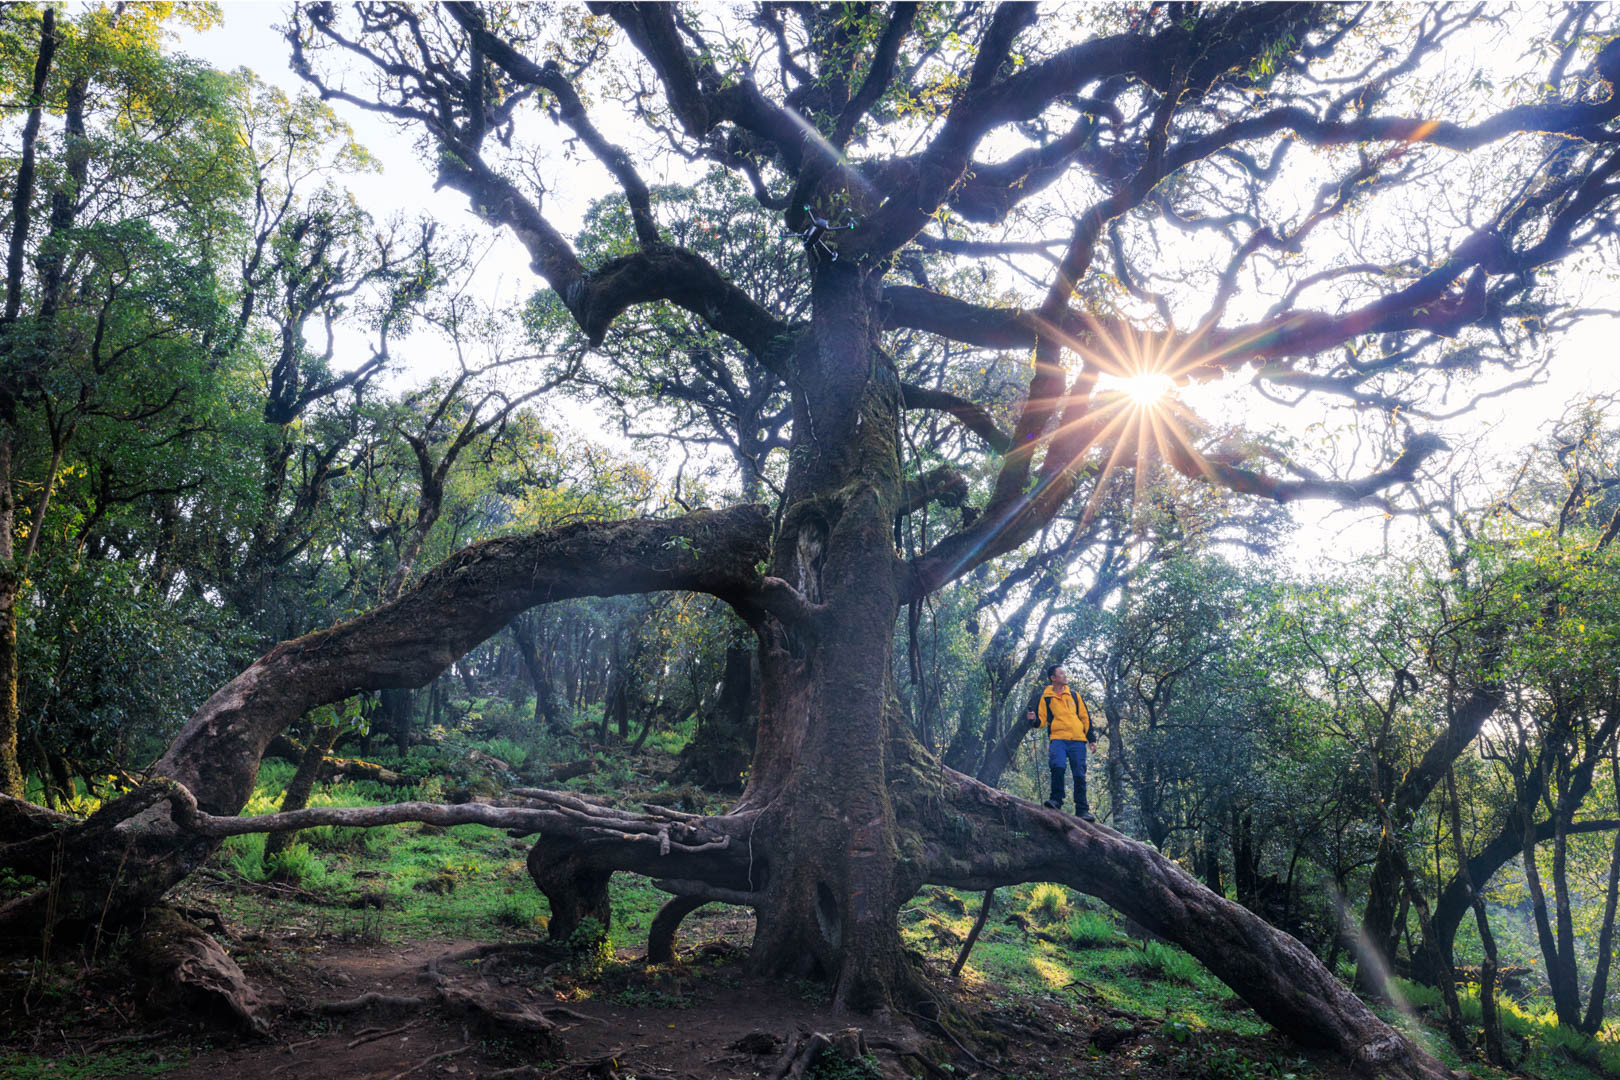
left=732, top=264, right=915, bottom=1011
left=0, top=260, right=1453, bottom=1080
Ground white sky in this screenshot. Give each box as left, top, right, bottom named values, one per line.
left=178, top=4, right=1620, bottom=572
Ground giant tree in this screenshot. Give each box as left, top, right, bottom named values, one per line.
left=6, top=5, right=1620, bottom=1078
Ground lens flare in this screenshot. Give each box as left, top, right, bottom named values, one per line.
left=1112, top=372, right=1174, bottom=407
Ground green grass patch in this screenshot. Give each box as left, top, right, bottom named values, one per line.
left=899, top=884, right=1266, bottom=1040
left=1139, top=938, right=1204, bottom=986
left=203, top=755, right=761, bottom=948
left=263, top=842, right=327, bottom=886
left=0, top=1049, right=188, bottom=1079
left=1386, top=977, right=1620, bottom=1080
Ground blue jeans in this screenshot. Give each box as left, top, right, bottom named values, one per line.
left=1048, top=739, right=1089, bottom=810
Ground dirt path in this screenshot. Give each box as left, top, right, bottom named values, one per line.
left=163, top=936, right=921, bottom=1080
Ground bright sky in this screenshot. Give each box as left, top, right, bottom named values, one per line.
left=177, top=5, right=1620, bottom=572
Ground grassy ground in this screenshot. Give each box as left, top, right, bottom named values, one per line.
left=6, top=726, right=1619, bottom=1080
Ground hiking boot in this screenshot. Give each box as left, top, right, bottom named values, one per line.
left=1076, top=808, right=1096, bottom=822
left=1042, top=799, right=1061, bottom=810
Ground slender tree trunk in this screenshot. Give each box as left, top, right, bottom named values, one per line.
left=380, top=688, right=412, bottom=756
left=1201, top=819, right=1225, bottom=895
left=1104, top=695, right=1127, bottom=829
left=0, top=439, right=23, bottom=799
left=1548, top=774, right=1583, bottom=1027
left=0, top=11, right=58, bottom=800
left=1372, top=794, right=1468, bottom=1054
left=509, top=620, right=564, bottom=735
left=1358, top=684, right=1503, bottom=992
left=1523, top=799, right=1582, bottom=1026
left=951, top=889, right=995, bottom=978
left=1580, top=747, right=1620, bottom=1035
left=1443, top=769, right=1506, bottom=1065
left=4, top=10, right=55, bottom=324
left=1233, top=810, right=1258, bottom=908
left=263, top=722, right=339, bottom=863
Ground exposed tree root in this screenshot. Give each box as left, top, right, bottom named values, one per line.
left=769, top=1028, right=868, bottom=1080
left=422, top=940, right=568, bottom=983
left=316, top=992, right=429, bottom=1015
left=647, top=893, right=707, bottom=963
left=129, top=906, right=266, bottom=1035
left=345, top=1019, right=424, bottom=1048
left=385, top=1034, right=472, bottom=1080
left=867, top=1038, right=954, bottom=1080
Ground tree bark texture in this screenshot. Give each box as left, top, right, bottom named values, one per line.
left=1580, top=749, right=1620, bottom=1034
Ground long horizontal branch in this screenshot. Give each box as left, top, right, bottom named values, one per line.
left=883, top=243, right=1488, bottom=370
left=1164, top=431, right=1448, bottom=505
left=156, top=779, right=736, bottom=857
left=154, top=506, right=772, bottom=814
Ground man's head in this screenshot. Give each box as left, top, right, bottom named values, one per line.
left=1045, top=664, right=1067, bottom=687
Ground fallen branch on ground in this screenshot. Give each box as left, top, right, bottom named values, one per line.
left=385, top=1036, right=472, bottom=1080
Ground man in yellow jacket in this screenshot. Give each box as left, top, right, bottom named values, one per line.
left=1026, top=663, right=1096, bottom=821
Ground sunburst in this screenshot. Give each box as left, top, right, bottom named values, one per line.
left=1028, top=323, right=1219, bottom=526
left=1105, top=371, right=1175, bottom=408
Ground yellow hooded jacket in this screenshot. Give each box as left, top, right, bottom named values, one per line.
left=1036, top=684, right=1091, bottom=742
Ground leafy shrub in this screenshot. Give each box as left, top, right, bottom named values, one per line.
left=222, top=832, right=268, bottom=881
left=568, top=916, right=613, bottom=979
left=1140, top=939, right=1202, bottom=985
left=1201, top=1046, right=1311, bottom=1079
left=1026, top=883, right=1070, bottom=923
left=480, top=737, right=529, bottom=768
left=1067, top=908, right=1119, bottom=948
left=263, top=843, right=326, bottom=886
